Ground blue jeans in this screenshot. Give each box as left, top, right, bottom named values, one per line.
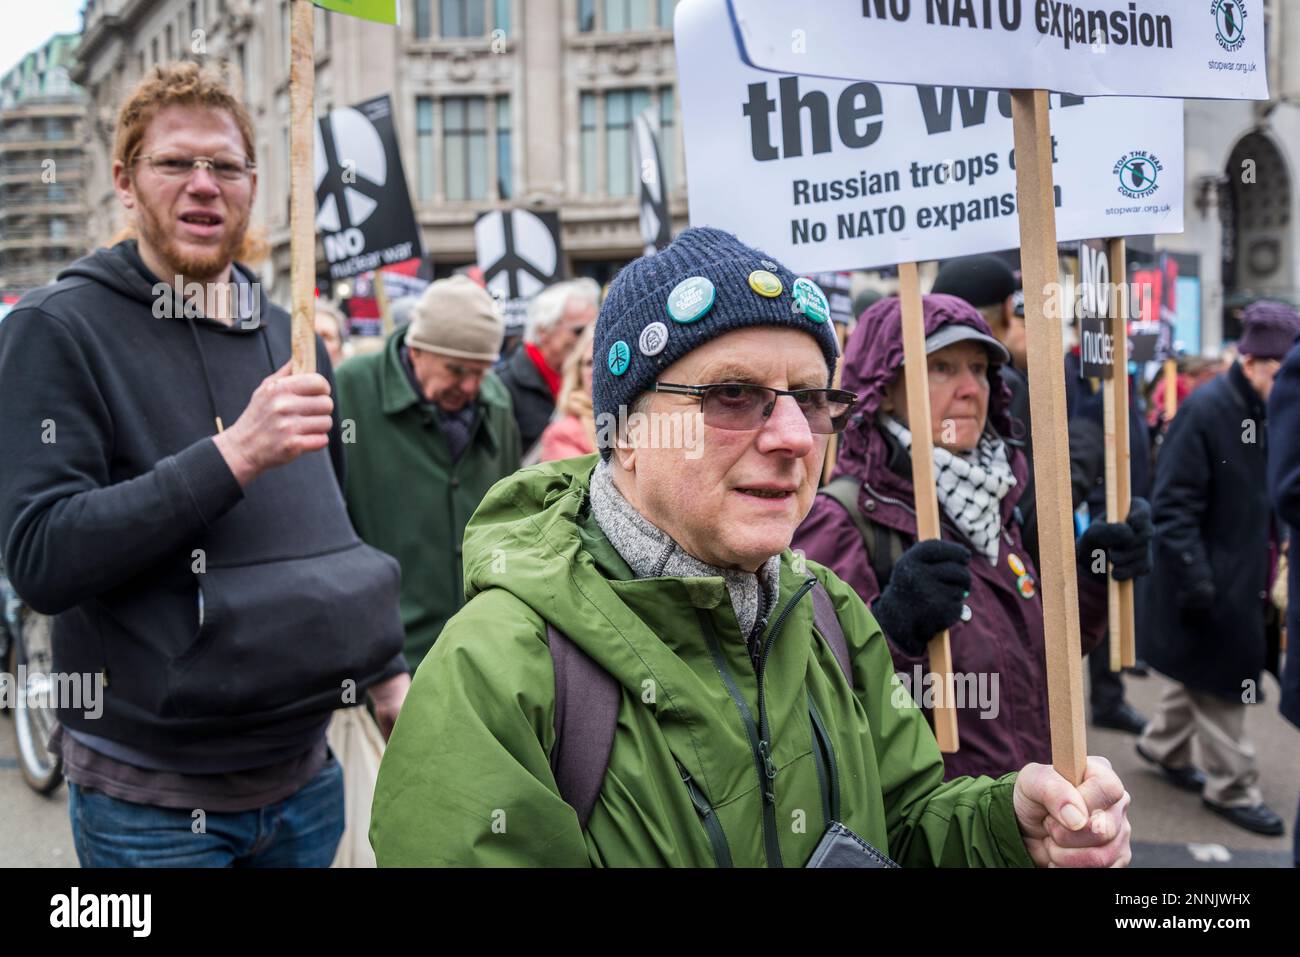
left=68, top=753, right=344, bottom=868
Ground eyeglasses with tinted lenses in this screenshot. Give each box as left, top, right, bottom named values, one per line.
left=653, top=382, right=858, bottom=434
left=136, top=150, right=256, bottom=182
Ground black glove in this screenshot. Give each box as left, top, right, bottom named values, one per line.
left=1076, top=497, right=1153, bottom=581
left=871, top=540, right=972, bottom=656
left=1177, top=579, right=1216, bottom=618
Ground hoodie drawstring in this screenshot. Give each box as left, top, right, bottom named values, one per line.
left=183, top=280, right=276, bottom=435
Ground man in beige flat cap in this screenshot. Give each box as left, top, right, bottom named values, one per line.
left=336, top=276, right=522, bottom=671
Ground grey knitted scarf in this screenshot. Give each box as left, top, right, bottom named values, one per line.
left=588, top=460, right=781, bottom=642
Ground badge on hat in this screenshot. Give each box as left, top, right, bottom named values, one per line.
left=748, top=269, right=783, bottom=298
left=607, top=340, right=631, bottom=376
left=638, top=321, right=669, bottom=357
left=792, top=277, right=830, bottom=324
left=666, top=276, right=715, bottom=324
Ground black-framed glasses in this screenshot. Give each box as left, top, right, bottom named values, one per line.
left=135, top=149, right=256, bottom=182
left=653, top=382, right=858, bottom=434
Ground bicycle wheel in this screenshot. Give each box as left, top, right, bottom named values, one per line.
left=10, top=607, right=64, bottom=795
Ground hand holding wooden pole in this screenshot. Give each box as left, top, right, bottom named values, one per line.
left=1011, top=90, right=1087, bottom=786
left=289, top=0, right=317, bottom=374
left=898, top=261, right=959, bottom=754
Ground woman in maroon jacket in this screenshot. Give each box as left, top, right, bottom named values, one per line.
left=794, top=294, right=1150, bottom=780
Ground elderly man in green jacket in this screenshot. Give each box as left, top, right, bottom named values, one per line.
left=371, top=229, right=1131, bottom=867
left=336, top=276, right=521, bottom=671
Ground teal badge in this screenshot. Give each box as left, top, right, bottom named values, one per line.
left=792, top=277, right=830, bottom=324
left=666, top=276, right=715, bottom=324
left=607, top=340, right=631, bottom=376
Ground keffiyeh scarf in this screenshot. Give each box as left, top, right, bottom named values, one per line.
left=882, top=415, right=1017, bottom=564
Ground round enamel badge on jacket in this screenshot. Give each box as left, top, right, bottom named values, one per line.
left=791, top=277, right=830, bottom=323
left=748, top=269, right=783, bottom=298
left=666, top=276, right=715, bottom=324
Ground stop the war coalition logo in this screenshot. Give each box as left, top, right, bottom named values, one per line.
left=1212, top=0, right=1247, bottom=54
left=1114, top=150, right=1162, bottom=199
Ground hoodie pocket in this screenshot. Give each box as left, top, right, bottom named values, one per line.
left=165, top=541, right=403, bottom=720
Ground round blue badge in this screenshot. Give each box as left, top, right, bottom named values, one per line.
left=792, top=277, right=830, bottom=324
left=666, top=276, right=716, bottom=324
left=607, top=340, right=631, bottom=376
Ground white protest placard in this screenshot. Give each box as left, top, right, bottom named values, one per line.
left=724, top=0, right=1267, bottom=100
left=678, top=0, right=1184, bottom=274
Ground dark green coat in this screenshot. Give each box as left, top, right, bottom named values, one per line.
left=335, top=332, right=521, bottom=670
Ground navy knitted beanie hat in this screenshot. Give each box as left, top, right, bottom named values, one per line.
left=592, top=227, right=841, bottom=457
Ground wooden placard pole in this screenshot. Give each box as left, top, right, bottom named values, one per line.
left=1163, top=358, right=1178, bottom=420
left=375, top=269, right=394, bottom=337
left=1104, top=239, right=1136, bottom=671
left=898, top=261, right=959, bottom=754
left=1010, top=90, right=1086, bottom=785
left=289, top=0, right=317, bottom=374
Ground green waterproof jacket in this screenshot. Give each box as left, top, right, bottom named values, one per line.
left=371, top=457, right=1034, bottom=867
left=335, top=330, right=521, bottom=670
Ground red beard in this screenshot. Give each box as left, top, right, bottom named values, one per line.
left=135, top=193, right=250, bottom=282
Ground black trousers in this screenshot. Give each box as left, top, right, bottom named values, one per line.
left=1089, top=638, right=1126, bottom=714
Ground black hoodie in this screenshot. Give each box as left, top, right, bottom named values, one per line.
left=0, top=241, right=405, bottom=768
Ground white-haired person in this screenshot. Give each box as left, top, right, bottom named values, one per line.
left=538, top=323, right=598, bottom=462
left=498, top=278, right=600, bottom=453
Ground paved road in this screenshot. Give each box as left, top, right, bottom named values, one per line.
left=0, top=710, right=75, bottom=867
left=0, top=667, right=1294, bottom=868
left=1089, top=667, right=1296, bottom=867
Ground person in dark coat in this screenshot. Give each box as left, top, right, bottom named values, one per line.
left=1137, top=301, right=1300, bottom=836
left=1265, top=306, right=1300, bottom=863
left=496, top=279, right=599, bottom=454
left=793, top=294, right=1150, bottom=780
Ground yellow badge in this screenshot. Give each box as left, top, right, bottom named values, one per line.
left=748, top=269, right=783, bottom=298
left=1008, top=554, right=1026, bottom=577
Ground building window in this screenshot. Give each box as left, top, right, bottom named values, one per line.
left=440, top=0, right=485, bottom=37
left=137, top=51, right=145, bottom=75
left=166, top=24, right=175, bottom=59
left=416, top=96, right=435, bottom=200
left=580, top=88, right=673, bottom=197
left=414, top=0, right=432, bottom=39
left=658, top=85, right=675, bottom=193
left=151, top=37, right=159, bottom=65
left=443, top=96, right=487, bottom=200
left=317, top=6, right=332, bottom=51
left=495, top=95, right=512, bottom=199
left=580, top=92, right=598, bottom=195
left=189, top=1, right=198, bottom=34
left=605, top=88, right=650, bottom=197
left=604, top=0, right=650, bottom=31
left=581, top=1, right=672, bottom=32
left=493, top=0, right=510, bottom=35
left=281, top=1, right=290, bottom=69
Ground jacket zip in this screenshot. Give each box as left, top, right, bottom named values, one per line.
left=698, top=610, right=780, bottom=866
left=753, top=577, right=819, bottom=865
left=676, top=759, right=733, bottom=867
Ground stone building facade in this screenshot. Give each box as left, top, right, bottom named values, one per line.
left=72, top=0, right=688, bottom=305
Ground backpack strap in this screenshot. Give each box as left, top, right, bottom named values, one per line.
left=546, top=623, right=620, bottom=831
left=810, top=580, right=854, bottom=690
left=817, top=476, right=904, bottom=589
